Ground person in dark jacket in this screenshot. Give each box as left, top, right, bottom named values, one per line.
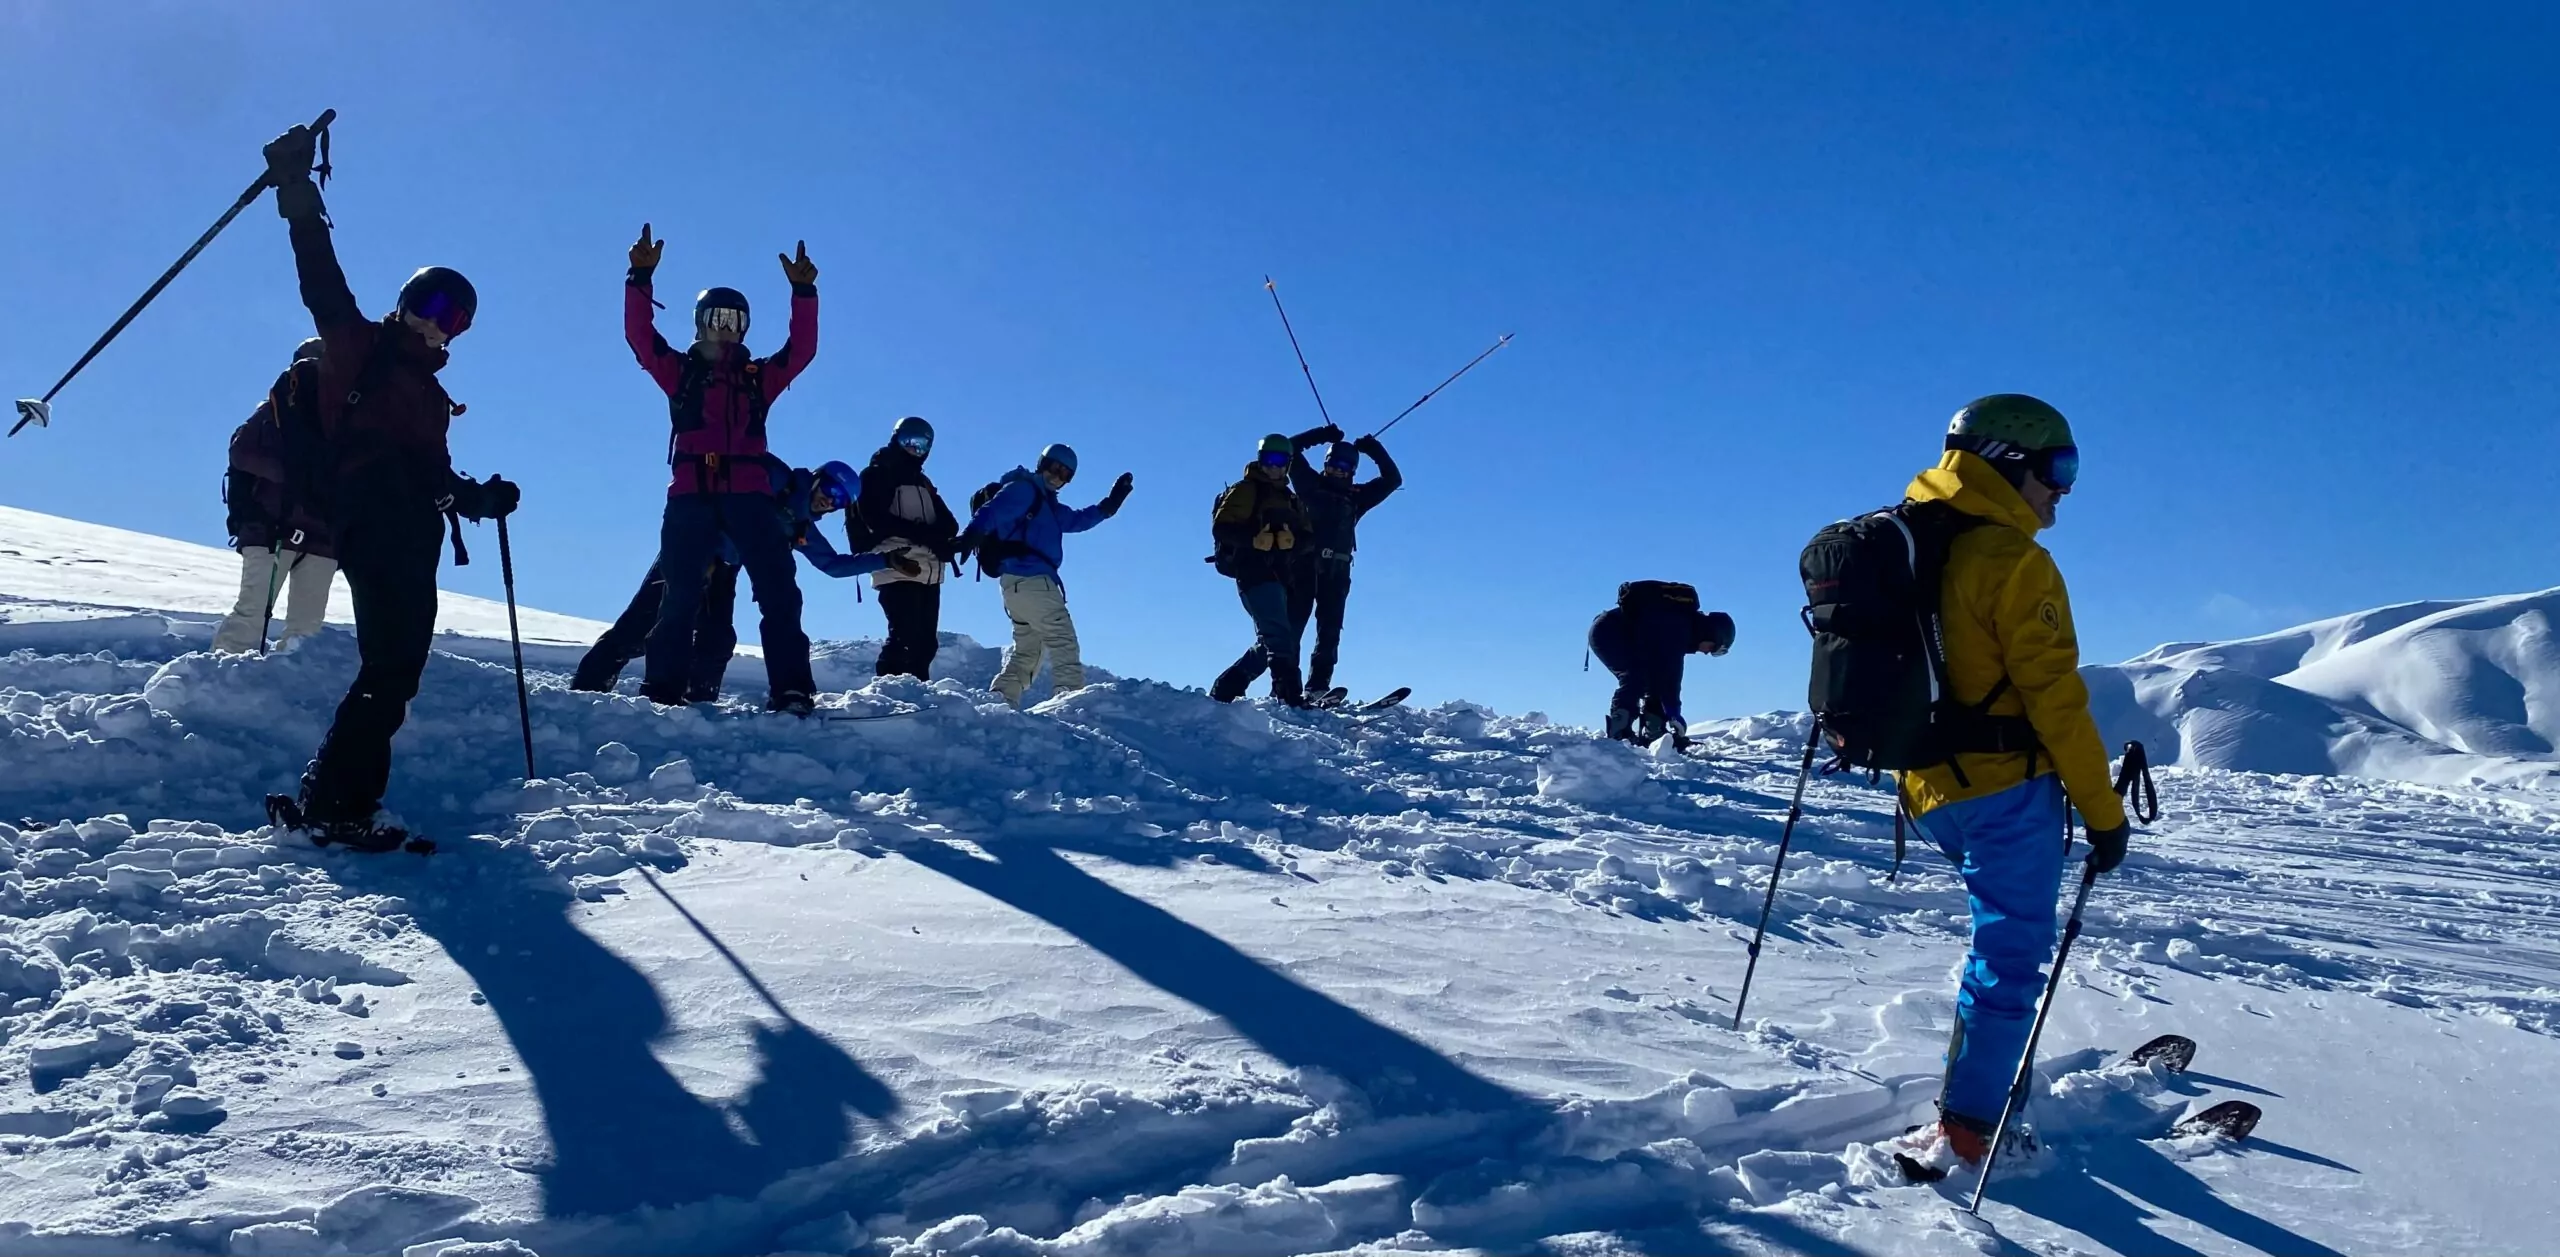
left=259, top=123, right=517, bottom=850
left=958, top=443, right=1134, bottom=706
left=1587, top=599, right=1736, bottom=749
left=1209, top=434, right=1318, bottom=705
left=1286, top=423, right=1403, bottom=701
left=851, top=416, right=959, bottom=680
left=624, top=224, right=823, bottom=714
left=571, top=459, right=900, bottom=700
left=215, top=337, right=339, bottom=653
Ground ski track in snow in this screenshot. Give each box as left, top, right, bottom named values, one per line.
left=4, top=513, right=2560, bottom=1255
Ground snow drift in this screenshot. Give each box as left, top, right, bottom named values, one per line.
left=2085, top=589, right=2560, bottom=789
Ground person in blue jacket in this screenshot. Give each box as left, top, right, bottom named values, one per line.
left=957, top=443, right=1133, bottom=706
left=572, top=460, right=911, bottom=701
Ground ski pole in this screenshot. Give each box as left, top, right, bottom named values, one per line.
left=1968, top=858, right=2099, bottom=1214
left=255, top=541, right=285, bottom=656
left=1261, top=276, right=1337, bottom=431
left=496, top=516, right=536, bottom=781
left=1372, top=332, right=1513, bottom=438
left=13, top=108, right=336, bottom=438
left=1732, top=717, right=1822, bottom=1029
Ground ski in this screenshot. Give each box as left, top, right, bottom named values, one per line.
left=1351, top=686, right=1410, bottom=714
left=2172, top=1100, right=2262, bottom=1142
left=817, top=709, right=921, bottom=723
left=2128, top=1033, right=2197, bottom=1073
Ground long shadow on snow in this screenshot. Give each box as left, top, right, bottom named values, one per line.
left=897, top=825, right=1529, bottom=1121
left=327, top=837, right=898, bottom=1219
left=2000, top=1136, right=2348, bottom=1257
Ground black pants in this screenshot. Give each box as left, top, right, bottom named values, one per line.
left=875, top=582, right=941, bottom=680
left=1213, top=576, right=1313, bottom=703
left=644, top=493, right=812, bottom=703
left=572, top=560, right=739, bottom=699
left=1306, top=554, right=1354, bottom=694
left=299, top=496, right=445, bottom=823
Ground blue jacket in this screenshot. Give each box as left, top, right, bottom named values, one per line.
left=964, top=466, right=1117, bottom=581
left=711, top=463, right=886, bottom=579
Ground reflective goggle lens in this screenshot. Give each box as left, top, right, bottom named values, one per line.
left=1040, top=459, right=1075, bottom=484
left=898, top=434, right=933, bottom=456
left=1258, top=451, right=1291, bottom=468
left=411, top=291, right=472, bottom=338
left=699, top=307, right=747, bottom=335
left=2036, top=445, right=2080, bottom=490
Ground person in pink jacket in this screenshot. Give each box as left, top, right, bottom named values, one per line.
left=623, top=223, right=823, bottom=713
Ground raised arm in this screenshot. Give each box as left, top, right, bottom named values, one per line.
left=623, top=224, right=684, bottom=394
left=1353, top=436, right=1403, bottom=511
left=759, top=241, right=821, bottom=395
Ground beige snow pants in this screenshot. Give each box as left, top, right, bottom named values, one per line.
left=212, top=546, right=338, bottom=653
left=993, top=574, right=1084, bottom=706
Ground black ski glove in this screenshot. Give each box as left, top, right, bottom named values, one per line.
left=1292, top=424, right=1343, bottom=450
left=2085, top=822, right=2131, bottom=875
left=1102, top=472, right=1133, bottom=513
left=481, top=475, right=521, bottom=519
left=263, top=127, right=325, bottom=219
left=1354, top=434, right=1385, bottom=458
left=888, top=553, right=924, bottom=578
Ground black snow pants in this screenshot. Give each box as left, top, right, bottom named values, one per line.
left=297, top=493, right=445, bottom=824
left=644, top=492, right=812, bottom=705
left=875, top=581, right=942, bottom=680
left=572, top=559, right=740, bottom=699
left=1305, top=552, right=1355, bottom=694
left=1213, top=574, right=1314, bottom=704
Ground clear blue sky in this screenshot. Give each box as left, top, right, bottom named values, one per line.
left=4, top=3, right=2555, bottom=722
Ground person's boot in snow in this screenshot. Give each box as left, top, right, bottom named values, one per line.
left=767, top=689, right=814, bottom=717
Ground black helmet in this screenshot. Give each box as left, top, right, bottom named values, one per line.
left=396, top=267, right=477, bottom=339
left=695, top=286, right=750, bottom=336
left=1697, top=610, right=1736, bottom=656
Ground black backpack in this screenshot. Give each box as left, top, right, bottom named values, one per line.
left=965, top=477, right=1042, bottom=577
left=1798, top=500, right=2033, bottom=776
left=1617, top=580, right=1699, bottom=616
left=267, top=356, right=331, bottom=526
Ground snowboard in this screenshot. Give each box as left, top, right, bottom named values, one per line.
left=263, top=794, right=435, bottom=856
left=1893, top=1033, right=2251, bottom=1184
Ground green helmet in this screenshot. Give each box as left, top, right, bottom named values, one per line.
left=1946, top=393, right=2073, bottom=453
left=1258, top=433, right=1294, bottom=457
left=1946, top=393, right=2080, bottom=490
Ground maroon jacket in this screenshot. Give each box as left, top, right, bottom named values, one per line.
left=224, top=359, right=336, bottom=558
left=287, top=212, right=458, bottom=512
left=625, top=277, right=818, bottom=497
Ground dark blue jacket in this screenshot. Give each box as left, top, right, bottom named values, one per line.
left=707, top=462, right=886, bottom=579
left=964, top=466, right=1118, bottom=581
left=1588, top=605, right=1721, bottom=722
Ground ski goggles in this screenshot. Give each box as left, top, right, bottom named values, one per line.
left=2029, top=445, right=2080, bottom=491
left=408, top=291, right=473, bottom=339
left=897, top=432, right=934, bottom=458
left=1257, top=449, right=1292, bottom=469
left=1323, top=447, right=1359, bottom=473
left=1038, top=457, right=1076, bottom=485
left=697, top=307, right=748, bottom=336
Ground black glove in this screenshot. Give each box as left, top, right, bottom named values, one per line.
left=2085, top=822, right=2131, bottom=875
left=889, top=553, right=924, bottom=578
left=482, top=475, right=521, bottom=519
left=263, top=126, right=317, bottom=189
left=952, top=534, right=980, bottom=563
left=1292, top=424, right=1343, bottom=450
left=1103, top=472, right=1133, bottom=511
left=1355, top=434, right=1385, bottom=457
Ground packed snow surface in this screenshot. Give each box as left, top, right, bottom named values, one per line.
left=5, top=506, right=2560, bottom=1255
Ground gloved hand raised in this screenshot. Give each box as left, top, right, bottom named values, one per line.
left=780, top=240, right=819, bottom=287
left=630, top=223, right=665, bottom=274
left=1292, top=424, right=1344, bottom=450
left=1354, top=433, right=1385, bottom=457
left=1103, top=472, right=1134, bottom=511
left=2085, top=822, right=2131, bottom=875
left=263, top=126, right=318, bottom=188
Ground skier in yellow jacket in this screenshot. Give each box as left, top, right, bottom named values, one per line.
left=1899, top=393, right=2130, bottom=1165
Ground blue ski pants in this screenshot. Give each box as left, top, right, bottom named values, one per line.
left=1910, top=773, right=2068, bottom=1124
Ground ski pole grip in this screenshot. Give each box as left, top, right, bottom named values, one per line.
left=309, top=108, right=337, bottom=132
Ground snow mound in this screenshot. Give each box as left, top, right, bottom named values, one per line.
left=2087, top=589, right=2560, bottom=789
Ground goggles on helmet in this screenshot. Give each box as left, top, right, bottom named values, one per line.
left=698, top=307, right=748, bottom=336
left=897, top=432, right=933, bottom=458
left=408, top=290, right=473, bottom=339
left=2029, top=444, right=2080, bottom=491
left=1257, top=449, right=1292, bottom=469
left=1039, top=457, right=1076, bottom=485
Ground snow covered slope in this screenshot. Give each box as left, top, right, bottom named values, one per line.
left=2087, top=589, right=2560, bottom=789
left=5, top=506, right=2560, bottom=1256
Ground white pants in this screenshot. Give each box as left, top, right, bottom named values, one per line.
left=212, top=546, right=338, bottom=653
left=994, top=574, right=1084, bottom=705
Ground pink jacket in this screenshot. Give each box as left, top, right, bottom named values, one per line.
left=625, top=278, right=817, bottom=497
